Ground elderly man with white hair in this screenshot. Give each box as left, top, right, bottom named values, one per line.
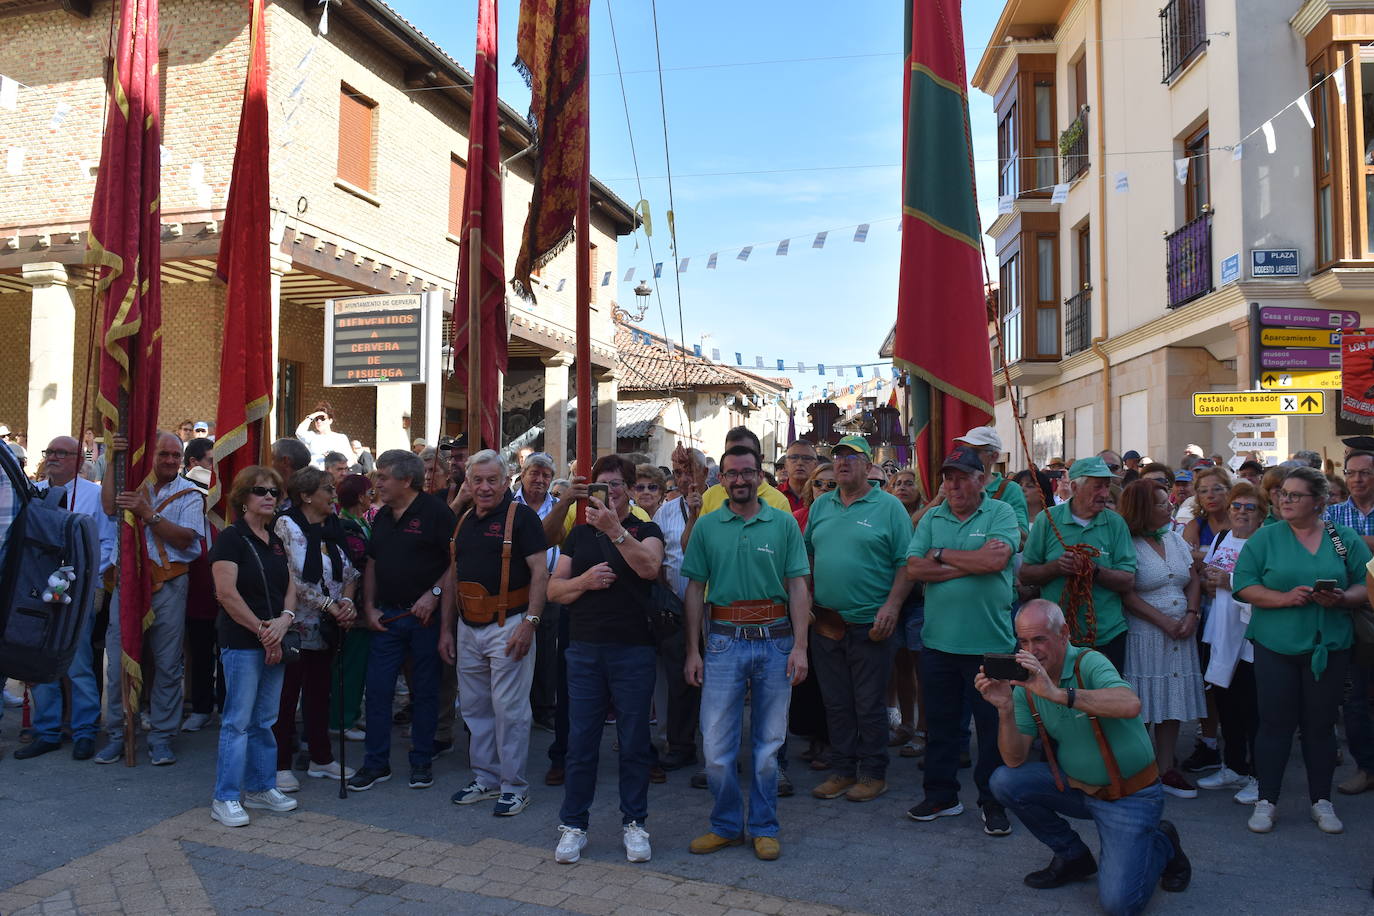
left=440, top=449, right=549, bottom=816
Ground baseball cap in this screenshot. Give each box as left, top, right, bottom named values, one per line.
left=1122, top=450, right=1141, bottom=462
left=1343, top=436, right=1374, bottom=451
left=955, top=426, right=1003, bottom=451
left=1069, top=456, right=1116, bottom=480
left=193, top=421, right=209, bottom=433
left=1174, top=469, right=1194, bottom=482
left=832, top=434, right=873, bottom=459
left=439, top=433, right=468, bottom=451
left=941, top=445, right=984, bottom=475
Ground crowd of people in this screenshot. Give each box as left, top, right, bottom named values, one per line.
left=12, top=407, right=1374, bottom=914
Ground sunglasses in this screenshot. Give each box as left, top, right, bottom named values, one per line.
left=813, top=480, right=837, bottom=490
left=1230, top=502, right=1260, bottom=512
left=633, top=483, right=661, bottom=492
left=250, top=486, right=281, bottom=498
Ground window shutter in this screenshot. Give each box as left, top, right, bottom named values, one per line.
left=448, top=156, right=467, bottom=236
left=338, top=86, right=374, bottom=191
left=589, top=243, right=598, bottom=303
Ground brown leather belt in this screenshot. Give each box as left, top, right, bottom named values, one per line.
left=457, top=583, right=530, bottom=627
left=811, top=604, right=847, bottom=641
left=710, top=600, right=786, bottom=624
left=1069, top=762, right=1160, bottom=801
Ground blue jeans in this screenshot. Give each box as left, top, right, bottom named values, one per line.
left=921, top=649, right=1003, bottom=807
left=364, top=609, right=440, bottom=770
left=32, top=600, right=100, bottom=742
left=991, top=764, right=1171, bottom=916
left=214, top=648, right=285, bottom=801
left=700, top=629, right=793, bottom=838
left=559, top=642, right=656, bottom=829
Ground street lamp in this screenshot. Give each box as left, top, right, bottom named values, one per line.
left=441, top=343, right=454, bottom=379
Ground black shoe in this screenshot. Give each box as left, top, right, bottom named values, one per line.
left=778, top=770, right=794, bottom=797
left=1024, top=852, right=1098, bottom=890
left=13, top=739, right=61, bottom=760
left=1181, top=741, right=1221, bottom=773
left=1158, top=820, right=1191, bottom=893
left=347, top=766, right=392, bottom=791
left=659, top=751, right=697, bottom=771
left=72, top=737, right=95, bottom=760
left=293, top=748, right=311, bottom=771
left=432, top=739, right=454, bottom=758
left=690, top=770, right=707, bottom=789
left=545, top=767, right=565, bottom=786
left=980, top=802, right=1012, bottom=836
left=649, top=764, right=666, bottom=784
left=409, top=765, right=433, bottom=789
left=393, top=704, right=413, bottom=725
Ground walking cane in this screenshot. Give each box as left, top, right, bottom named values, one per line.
left=336, top=626, right=348, bottom=800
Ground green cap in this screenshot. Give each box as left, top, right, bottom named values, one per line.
left=833, top=434, right=873, bottom=459
left=1068, top=456, right=1115, bottom=480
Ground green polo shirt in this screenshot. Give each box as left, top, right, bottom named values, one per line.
left=1013, top=644, right=1155, bottom=787
left=907, top=496, right=1019, bottom=655
left=805, top=485, right=912, bottom=624
left=1022, top=502, right=1135, bottom=646
left=682, top=502, right=810, bottom=607
left=1231, top=520, right=1371, bottom=668
left=985, top=472, right=1029, bottom=537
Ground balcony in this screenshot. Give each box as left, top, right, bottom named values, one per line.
left=1060, top=108, right=1090, bottom=183
left=1160, top=0, right=1207, bottom=83
left=1165, top=209, right=1212, bottom=309
left=1065, top=286, right=1092, bottom=355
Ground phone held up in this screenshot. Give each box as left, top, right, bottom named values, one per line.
left=983, top=653, right=1031, bottom=682
left=1314, top=578, right=1338, bottom=592
left=587, top=483, right=610, bottom=506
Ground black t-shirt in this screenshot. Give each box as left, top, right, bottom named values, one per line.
left=452, top=492, right=547, bottom=616
left=563, top=518, right=664, bottom=646
left=368, top=491, right=457, bottom=609
left=209, top=519, right=290, bottom=650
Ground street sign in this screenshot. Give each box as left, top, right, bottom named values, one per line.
left=1259, top=328, right=1340, bottom=348
left=1251, top=248, right=1301, bottom=277
left=1220, top=254, right=1240, bottom=284
left=324, top=292, right=431, bottom=386
left=1260, top=348, right=1342, bottom=369
left=1228, top=418, right=1277, bottom=433
left=1258, top=306, right=1360, bottom=329
left=1228, top=437, right=1278, bottom=451
left=1227, top=455, right=1246, bottom=471
left=1192, top=391, right=1325, bottom=416
left=1259, top=369, right=1342, bottom=390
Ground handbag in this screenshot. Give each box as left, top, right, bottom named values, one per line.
left=595, top=526, right=678, bottom=643
left=1324, top=521, right=1374, bottom=661
left=245, top=532, right=299, bottom=665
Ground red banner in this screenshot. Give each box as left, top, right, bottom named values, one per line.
left=88, top=0, right=163, bottom=722
left=211, top=0, right=273, bottom=526
left=452, top=0, right=507, bottom=449
left=1341, top=331, right=1374, bottom=422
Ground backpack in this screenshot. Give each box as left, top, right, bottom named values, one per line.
left=0, top=442, right=100, bottom=683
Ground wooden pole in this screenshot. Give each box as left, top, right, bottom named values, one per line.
left=466, top=226, right=482, bottom=452
left=116, top=388, right=135, bottom=767
left=574, top=76, right=592, bottom=524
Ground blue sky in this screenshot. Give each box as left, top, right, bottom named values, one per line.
left=393, top=1, right=1002, bottom=397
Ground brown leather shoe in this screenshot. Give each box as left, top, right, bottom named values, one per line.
left=649, top=764, right=667, bottom=784
left=753, top=837, right=780, bottom=860
left=811, top=774, right=858, bottom=799
left=689, top=832, right=744, bottom=854
left=845, top=777, right=888, bottom=802
left=545, top=767, right=565, bottom=786
left=1338, top=769, right=1374, bottom=795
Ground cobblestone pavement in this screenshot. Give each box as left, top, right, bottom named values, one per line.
left=2, top=717, right=1374, bottom=914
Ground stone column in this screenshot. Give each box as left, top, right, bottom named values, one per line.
left=24, top=262, right=77, bottom=451
left=541, top=351, right=572, bottom=474
left=595, top=368, right=618, bottom=458
left=267, top=241, right=291, bottom=445
left=375, top=383, right=413, bottom=454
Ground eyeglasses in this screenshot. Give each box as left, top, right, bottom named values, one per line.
left=1197, top=486, right=1228, bottom=496
left=367, top=489, right=377, bottom=497
left=785, top=454, right=818, bottom=463
left=813, top=479, right=837, bottom=490
left=832, top=452, right=867, bottom=464
left=1105, top=463, right=1122, bottom=472
left=42, top=449, right=76, bottom=459
left=722, top=469, right=759, bottom=481
left=250, top=486, right=281, bottom=498
left=1276, top=489, right=1313, bottom=502
left=633, top=483, right=661, bottom=492
left=1230, top=502, right=1260, bottom=512
left=600, top=479, right=627, bottom=490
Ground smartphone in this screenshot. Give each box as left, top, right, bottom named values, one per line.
left=1045, top=469, right=1065, bottom=480
left=587, top=483, right=609, bottom=506
left=983, top=653, right=1030, bottom=681
left=1315, top=578, right=1339, bottom=592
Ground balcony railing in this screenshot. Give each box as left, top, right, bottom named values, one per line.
left=1060, top=108, right=1090, bottom=183
left=1165, top=209, right=1212, bottom=309
left=1160, top=0, right=1207, bottom=83
left=1064, top=287, right=1092, bottom=355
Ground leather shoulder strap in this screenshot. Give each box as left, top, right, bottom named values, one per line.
left=992, top=477, right=1010, bottom=501
left=1075, top=651, right=1125, bottom=797
left=1024, top=690, right=1065, bottom=793
left=497, top=501, right=517, bottom=614
left=150, top=484, right=205, bottom=566
left=449, top=506, right=474, bottom=567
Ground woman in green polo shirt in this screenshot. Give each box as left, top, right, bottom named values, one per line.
left=1232, top=466, right=1371, bottom=835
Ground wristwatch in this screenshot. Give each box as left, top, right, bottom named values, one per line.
left=613, top=530, right=628, bottom=545
left=148, top=513, right=163, bottom=526
left=932, top=547, right=944, bottom=564
left=431, top=586, right=442, bottom=598
left=525, top=614, right=541, bottom=627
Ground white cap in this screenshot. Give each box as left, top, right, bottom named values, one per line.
left=955, top=426, right=1003, bottom=451
left=0, top=425, right=10, bottom=437
left=1185, top=443, right=1204, bottom=457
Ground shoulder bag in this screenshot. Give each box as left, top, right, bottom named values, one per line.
left=245, top=531, right=299, bottom=664
left=1324, top=521, right=1374, bottom=661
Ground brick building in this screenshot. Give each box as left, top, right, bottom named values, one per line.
left=0, top=0, right=635, bottom=469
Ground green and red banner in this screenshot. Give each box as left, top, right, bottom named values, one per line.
left=211, top=0, right=273, bottom=528
left=88, top=0, right=163, bottom=722
left=896, top=0, right=994, bottom=499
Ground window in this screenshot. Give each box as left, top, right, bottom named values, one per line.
left=1033, top=81, right=1056, bottom=189
left=999, top=254, right=1021, bottom=365
left=1362, top=57, right=1374, bottom=254
left=276, top=359, right=301, bottom=438
left=338, top=85, right=376, bottom=191
left=1160, top=0, right=1206, bottom=83
left=1073, top=55, right=1088, bottom=112
left=1312, top=67, right=1335, bottom=266
left=998, top=102, right=1019, bottom=198
left=1077, top=224, right=1092, bottom=288
left=1034, top=234, right=1059, bottom=358
left=1183, top=123, right=1210, bottom=220
left=589, top=243, right=598, bottom=304
left=448, top=155, right=467, bottom=237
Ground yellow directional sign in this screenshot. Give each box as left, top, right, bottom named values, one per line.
left=1259, top=370, right=1342, bottom=390
left=1192, top=391, right=1325, bottom=416
left=1259, top=328, right=1341, bottom=348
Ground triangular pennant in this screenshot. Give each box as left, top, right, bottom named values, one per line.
left=776, top=239, right=789, bottom=256
left=755, top=356, right=764, bottom=369
left=1296, top=93, right=1315, bottom=129
left=600, top=270, right=611, bottom=286
left=707, top=252, right=718, bottom=269
left=818, top=364, right=826, bottom=376
left=678, top=257, right=689, bottom=273
left=1175, top=158, right=1189, bottom=185
left=735, top=352, right=742, bottom=365
left=737, top=246, right=752, bottom=261
left=624, top=266, right=636, bottom=281
left=711, top=348, right=720, bottom=362
left=777, top=359, right=785, bottom=371
left=813, top=231, right=827, bottom=249
left=797, top=362, right=806, bottom=373
left=1336, top=68, right=1348, bottom=104
left=856, top=366, right=864, bottom=378
left=654, top=262, right=663, bottom=278
left=853, top=224, right=869, bottom=243
left=1262, top=120, right=1276, bottom=154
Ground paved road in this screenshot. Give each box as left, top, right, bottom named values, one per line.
left=1, top=714, right=1373, bottom=915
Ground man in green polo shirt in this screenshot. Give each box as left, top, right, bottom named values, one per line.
left=905, top=445, right=1019, bottom=835
left=682, top=444, right=811, bottom=862
left=1019, top=456, right=1136, bottom=671
left=954, top=426, right=1029, bottom=543
left=804, top=434, right=915, bottom=803
left=978, top=600, right=1191, bottom=912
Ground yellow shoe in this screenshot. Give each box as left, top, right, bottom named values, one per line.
left=689, top=832, right=745, bottom=854
left=844, top=777, right=888, bottom=802
left=753, top=836, right=780, bottom=860
left=811, top=774, right=858, bottom=799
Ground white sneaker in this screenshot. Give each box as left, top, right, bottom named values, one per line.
left=1197, top=766, right=1248, bottom=790
left=622, top=821, right=651, bottom=863
left=244, top=788, right=299, bottom=812
left=182, top=712, right=213, bottom=732
left=1234, top=777, right=1259, bottom=805
left=3, top=688, right=25, bottom=708
left=211, top=799, right=250, bottom=827
left=344, top=728, right=366, bottom=742
left=1248, top=799, right=1276, bottom=833
left=307, top=760, right=355, bottom=780
left=555, top=825, right=587, bottom=864
left=1311, top=799, right=1344, bottom=834
left=887, top=706, right=902, bottom=728
left=276, top=770, right=301, bottom=793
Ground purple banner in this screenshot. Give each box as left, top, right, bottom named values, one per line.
left=1259, top=306, right=1360, bottom=329
left=1260, top=348, right=1343, bottom=369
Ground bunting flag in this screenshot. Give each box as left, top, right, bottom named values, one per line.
left=693, top=344, right=702, bottom=357
left=654, top=262, right=663, bottom=277
left=1296, top=93, right=1314, bottom=129
left=856, top=366, right=864, bottom=378
left=511, top=0, right=590, bottom=300
left=818, top=364, right=826, bottom=376
left=1262, top=120, right=1276, bottom=154
left=853, top=223, right=869, bottom=242
left=735, top=352, right=742, bottom=365
left=678, top=257, right=689, bottom=273
left=813, top=231, right=827, bottom=249
left=776, top=239, right=789, bottom=256
left=556, top=278, right=566, bottom=291
left=88, top=0, right=164, bottom=749
left=896, top=0, right=993, bottom=500
left=755, top=356, right=764, bottom=369
left=453, top=0, right=508, bottom=448
left=776, top=359, right=785, bottom=371
left=707, top=252, right=718, bottom=269
left=624, top=266, right=635, bottom=281
left=711, top=347, right=720, bottom=361
left=737, top=246, right=752, bottom=261
left=211, top=0, right=273, bottom=531
left=600, top=270, right=610, bottom=285
left=798, top=361, right=806, bottom=373
left=1336, top=68, right=1348, bottom=104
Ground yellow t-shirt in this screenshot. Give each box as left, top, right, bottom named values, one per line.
left=700, top=479, right=791, bottom=516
